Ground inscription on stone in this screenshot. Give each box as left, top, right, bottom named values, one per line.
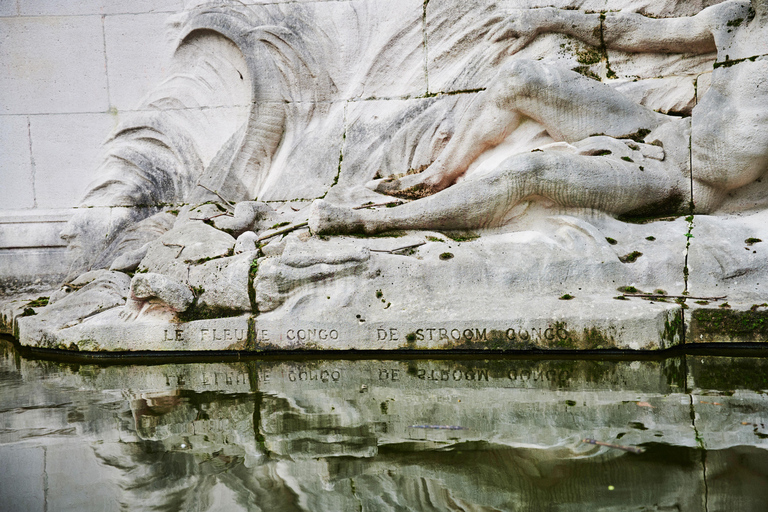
left=416, top=368, right=490, bottom=381
left=285, top=329, right=339, bottom=342
left=162, top=328, right=247, bottom=343
left=378, top=325, right=571, bottom=343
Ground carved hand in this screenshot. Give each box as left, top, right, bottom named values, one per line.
left=486, top=10, right=540, bottom=55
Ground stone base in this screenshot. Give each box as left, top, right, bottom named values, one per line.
left=2, top=294, right=690, bottom=352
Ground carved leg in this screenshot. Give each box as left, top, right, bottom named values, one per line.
left=374, top=59, right=666, bottom=197
left=316, top=151, right=681, bottom=234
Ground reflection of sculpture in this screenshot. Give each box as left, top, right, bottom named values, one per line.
left=311, top=0, right=768, bottom=235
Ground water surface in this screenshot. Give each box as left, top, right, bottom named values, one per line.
left=2, top=338, right=768, bottom=511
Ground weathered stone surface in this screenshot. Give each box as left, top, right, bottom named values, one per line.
left=234, top=231, right=258, bottom=254
left=130, top=273, right=193, bottom=311
left=6, top=0, right=768, bottom=351
left=16, top=270, right=130, bottom=344
left=17, top=312, right=250, bottom=352
left=188, top=251, right=256, bottom=314
left=138, top=220, right=236, bottom=281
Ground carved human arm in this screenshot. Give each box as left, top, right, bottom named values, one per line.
left=489, top=4, right=725, bottom=55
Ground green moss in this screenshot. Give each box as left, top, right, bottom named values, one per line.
left=27, top=296, right=49, bottom=308
left=745, top=238, right=762, bottom=245
left=605, top=237, right=617, bottom=245
left=594, top=150, right=612, bottom=156
left=439, top=252, right=454, bottom=260
left=621, top=156, right=634, bottom=162
left=619, top=251, right=643, bottom=263
left=662, top=310, right=684, bottom=344
left=380, top=401, right=389, bottom=414
left=719, top=302, right=731, bottom=309
left=620, top=128, right=651, bottom=143
left=439, top=231, right=480, bottom=242
left=727, top=17, right=743, bottom=27
left=617, top=286, right=640, bottom=293
left=20, top=308, right=36, bottom=317
left=177, top=305, right=244, bottom=322
left=270, top=221, right=290, bottom=230
left=426, top=236, right=444, bottom=243
left=691, top=308, right=768, bottom=341
left=613, top=296, right=629, bottom=300
left=375, top=290, right=383, bottom=299
left=580, top=327, right=617, bottom=349
left=572, top=66, right=601, bottom=81
left=559, top=294, right=575, bottom=300
left=576, top=46, right=602, bottom=65
left=617, top=192, right=686, bottom=223
left=646, top=236, right=656, bottom=241
left=350, top=231, right=407, bottom=239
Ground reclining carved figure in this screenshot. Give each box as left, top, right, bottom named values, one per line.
left=310, top=0, right=768, bottom=234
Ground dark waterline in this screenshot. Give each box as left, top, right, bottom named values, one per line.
left=2, top=336, right=768, bottom=511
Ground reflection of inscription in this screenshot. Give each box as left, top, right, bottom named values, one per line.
left=378, top=369, right=400, bottom=381
left=163, top=371, right=253, bottom=386
left=377, top=326, right=570, bottom=343
left=286, top=329, right=339, bottom=342
left=417, top=369, right=490, bottom=381
left=201, top=371, right=252, bottom=386
left=508, top=369, right=571, bottom=384
left=288, top=368, right=341, bottom=382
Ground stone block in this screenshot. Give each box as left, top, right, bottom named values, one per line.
left=253, top=296, right=683, bottom=351
left=0, top=1, right=18, bottom=17
left=258, top=101, right=346, bottom=201
left=0, top=248, right=71, bottom=295
left=104, top=12, right=175, bottom=111
left=30, top=113, right=115, bottom=208
left=17, top=0, right=181, bottom=16
left=0, top=209, right=72, bottom=249
left=0, top=16, right=109, bottom=115
left=17, top=311, right=251, bottom=351
left=0, top=115, right=34, bottom=209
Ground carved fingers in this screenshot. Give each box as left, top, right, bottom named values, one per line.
left=486, top=11, right=538, bottom=55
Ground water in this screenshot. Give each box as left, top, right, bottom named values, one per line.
left=2, top=337, right=768, bottom=511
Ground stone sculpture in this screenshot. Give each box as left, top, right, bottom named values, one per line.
left=4, top=0, right=768, bottom=351
left=312, top=0, right=768, bottom=233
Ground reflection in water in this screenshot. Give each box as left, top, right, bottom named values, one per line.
left=1, top=338, right=768, bottom=511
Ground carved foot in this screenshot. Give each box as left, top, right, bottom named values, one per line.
left=367, top=172, right=442, bottom=200
left=308, top=199, right=367, bottom=235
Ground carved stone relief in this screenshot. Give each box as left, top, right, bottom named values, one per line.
left=4, top=0, right=768, bottom=350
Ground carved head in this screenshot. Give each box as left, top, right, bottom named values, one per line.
left=59, top=207, right=136, bottom=281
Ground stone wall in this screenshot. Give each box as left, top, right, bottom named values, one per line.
left=0, top=0, right=183, bottom=292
